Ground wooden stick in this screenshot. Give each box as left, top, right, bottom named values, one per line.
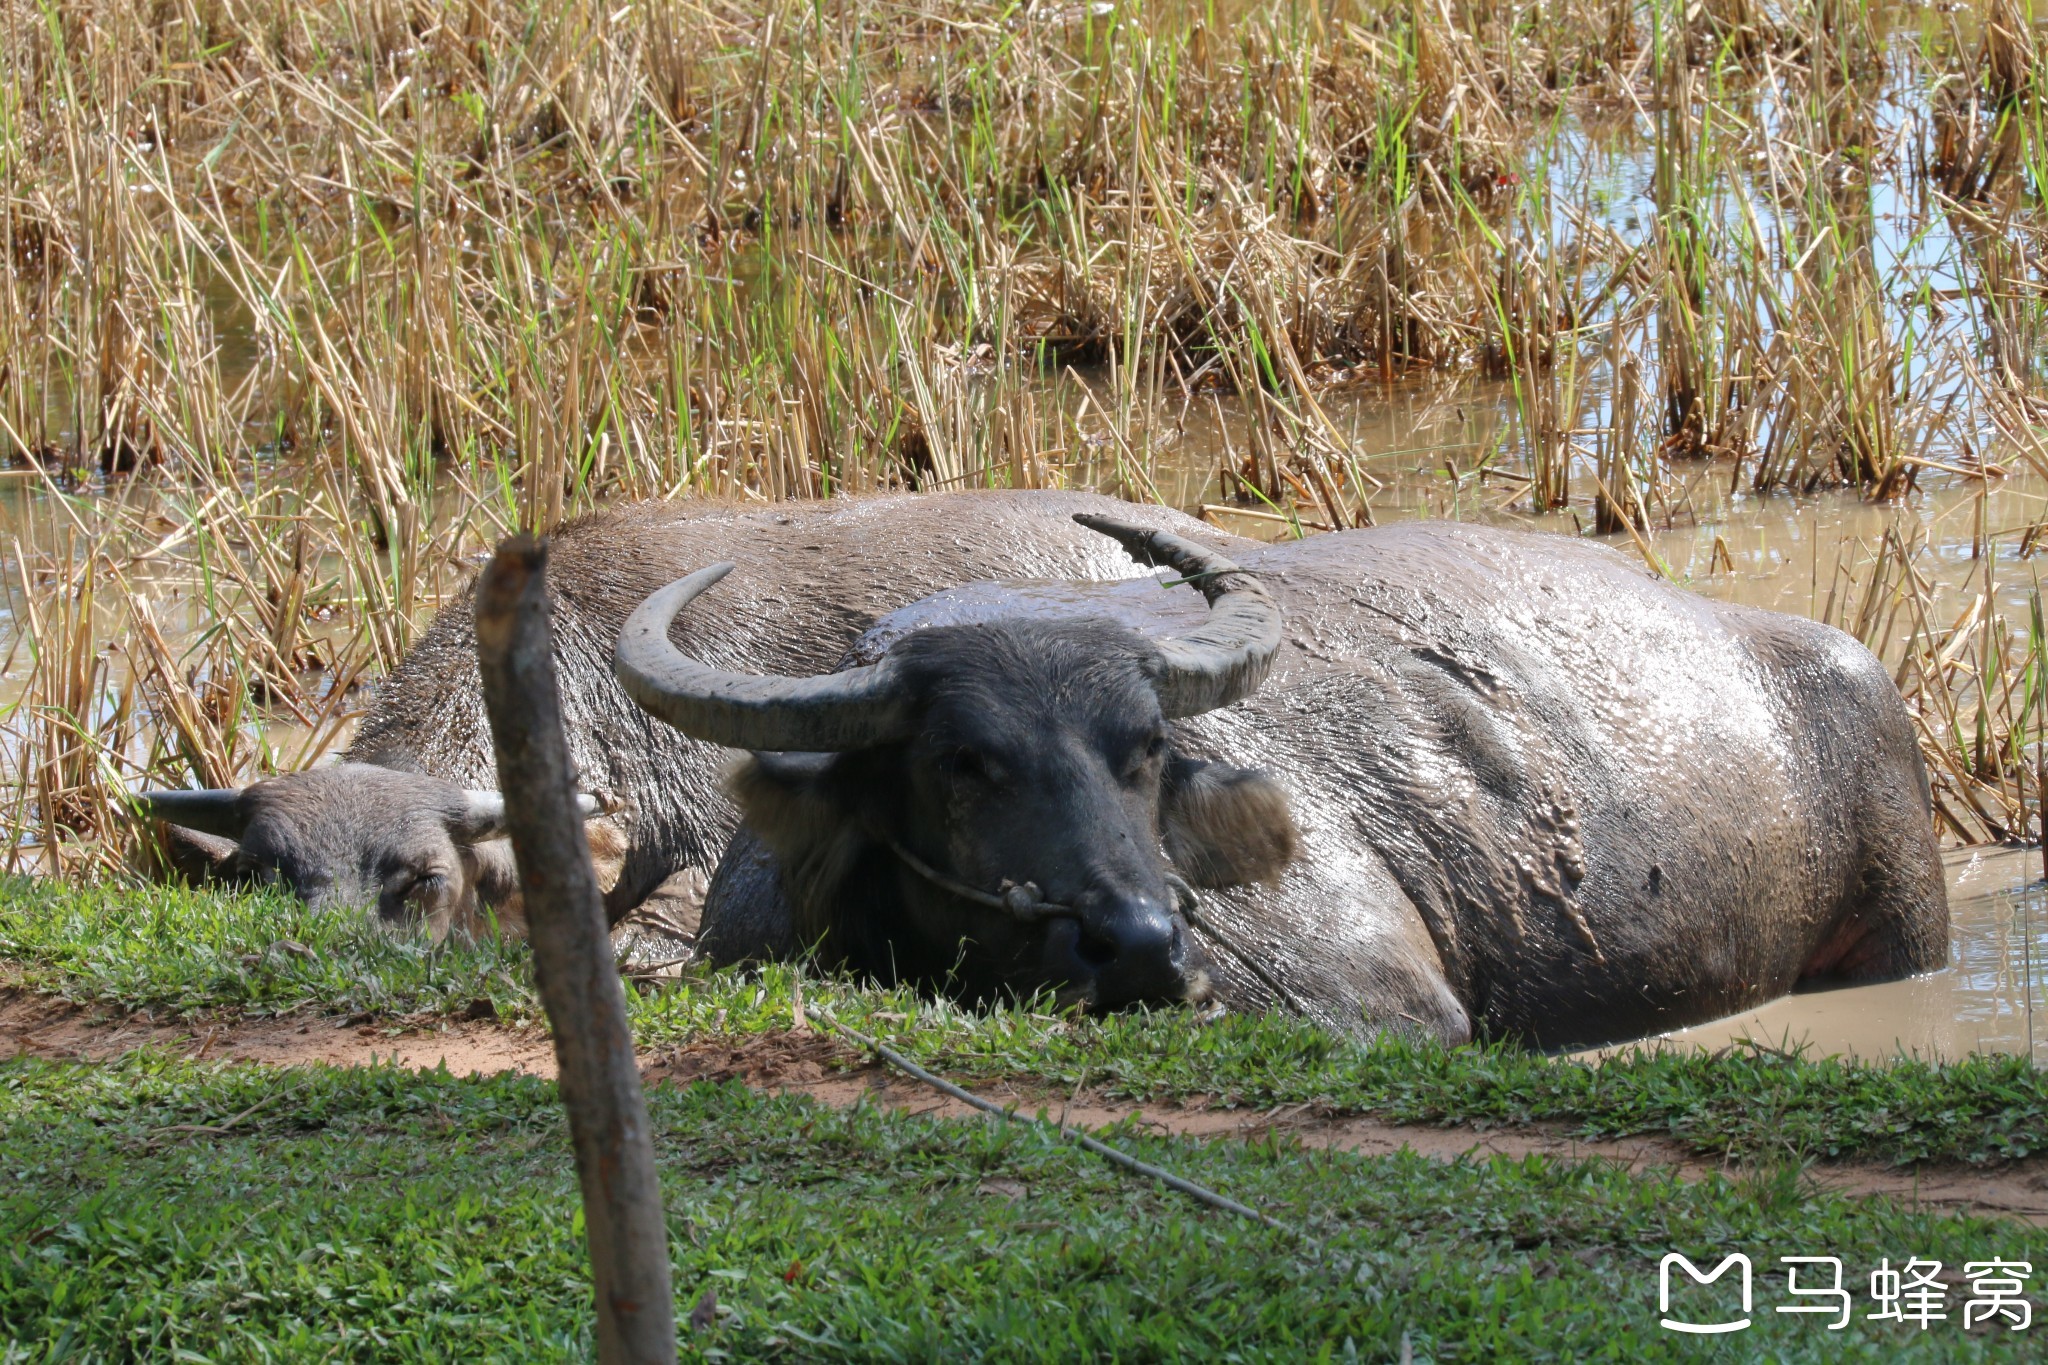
left=476, top=535, right=677, bottom=1365
left=814, top=1007, right=1310, bottom=1244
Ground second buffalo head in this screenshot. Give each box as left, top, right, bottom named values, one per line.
left=613, top=514, right=1299, bottom=1009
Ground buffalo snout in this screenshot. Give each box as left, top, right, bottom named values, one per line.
left=1059, top=886, right=1190, bottom=1008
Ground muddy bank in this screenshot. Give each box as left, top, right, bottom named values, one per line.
left=6, top=988, right=2045, bottom=1226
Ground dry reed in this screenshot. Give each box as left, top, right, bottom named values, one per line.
left=4, top=0, right=2048, bottom=867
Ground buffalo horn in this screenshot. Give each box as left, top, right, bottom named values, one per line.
left=1070, top=514, right=1282, bottom=717
left=137, top=788, right=249, bottom=840
left=612, top=562, right=914, bottom=752
left=454, top=789, right=601, bottom=840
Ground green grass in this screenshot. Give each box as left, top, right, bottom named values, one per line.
left=0, top=877, right=533, bottom=1023
left=2, top=1053, right=2043, bottom=1362
left=3, top=876, right=2046, bottom=1169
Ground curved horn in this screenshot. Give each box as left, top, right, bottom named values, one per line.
left=613, top=562, right=914, bottom=752
left=1071, top=514, right=1283, bottom=717
left=454, top=789, right=601, bottom=841
left=137, top=788, right=250, bottom=840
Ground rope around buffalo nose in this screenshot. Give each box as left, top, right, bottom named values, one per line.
left=810, top=1006, right=1310, bottom=1245
left=885, top=838, right=1314, bottom=1021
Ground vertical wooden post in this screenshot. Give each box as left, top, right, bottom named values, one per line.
left=475, top=535, right=678, bottom=1365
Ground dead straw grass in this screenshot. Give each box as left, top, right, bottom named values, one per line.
left=5, top=0, right=2048, bottom=863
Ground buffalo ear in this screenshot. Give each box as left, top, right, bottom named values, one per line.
left=1161, top=757, right=1299, bottom=888
left=149, top=823, right=242, bottom=885
left=138, top=788, right=250, bottom=841
left=724, top=752, right=865, bottom=942
left=725, top=752, right=842, bottom=855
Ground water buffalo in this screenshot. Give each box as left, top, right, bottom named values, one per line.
left=141, top=769, right=607, bottom=937
left=136, top=492, right=1205, bottom=936
left=617, top=516, right=1950, bottom=1049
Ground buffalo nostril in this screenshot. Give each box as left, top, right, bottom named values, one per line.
left=1069, top=895, right=1183, bottom=999
left=1075, top=929, right=1119, bottom=969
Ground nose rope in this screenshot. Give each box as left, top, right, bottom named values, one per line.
left=885, top=839, right=1079, bottom=922
left=885, top=839, right=1307, bottom=1016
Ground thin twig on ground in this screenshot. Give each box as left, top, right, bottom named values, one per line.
left=813, top=1005, right=1309, bottom=1244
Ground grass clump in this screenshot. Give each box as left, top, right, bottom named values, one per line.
left=0, top=875, right=531, bottom=1021
left=2, top=1054, right=2044, bottom=1360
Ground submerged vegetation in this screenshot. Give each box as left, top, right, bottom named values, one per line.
left=7, top=0, right=2048, bottom=859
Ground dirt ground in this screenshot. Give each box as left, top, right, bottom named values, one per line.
left=6, top=988, right=2045, bottom=1225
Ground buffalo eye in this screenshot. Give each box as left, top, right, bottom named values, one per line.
left=382, top=870, right=448, bottom=919
left=947, top=747, right=1008, bottom=788
left=1121, top=731, right=1170, bottom=785
left=407, top=872, right=449, bottom=903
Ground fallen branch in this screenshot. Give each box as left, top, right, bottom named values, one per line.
left=814, top=1006, right=1308, bottom=1243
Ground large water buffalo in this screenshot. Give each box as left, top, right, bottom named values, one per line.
left=616, top=516, right=1950, bottom=1049
left=136, top=492, right=1204, bottom=936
